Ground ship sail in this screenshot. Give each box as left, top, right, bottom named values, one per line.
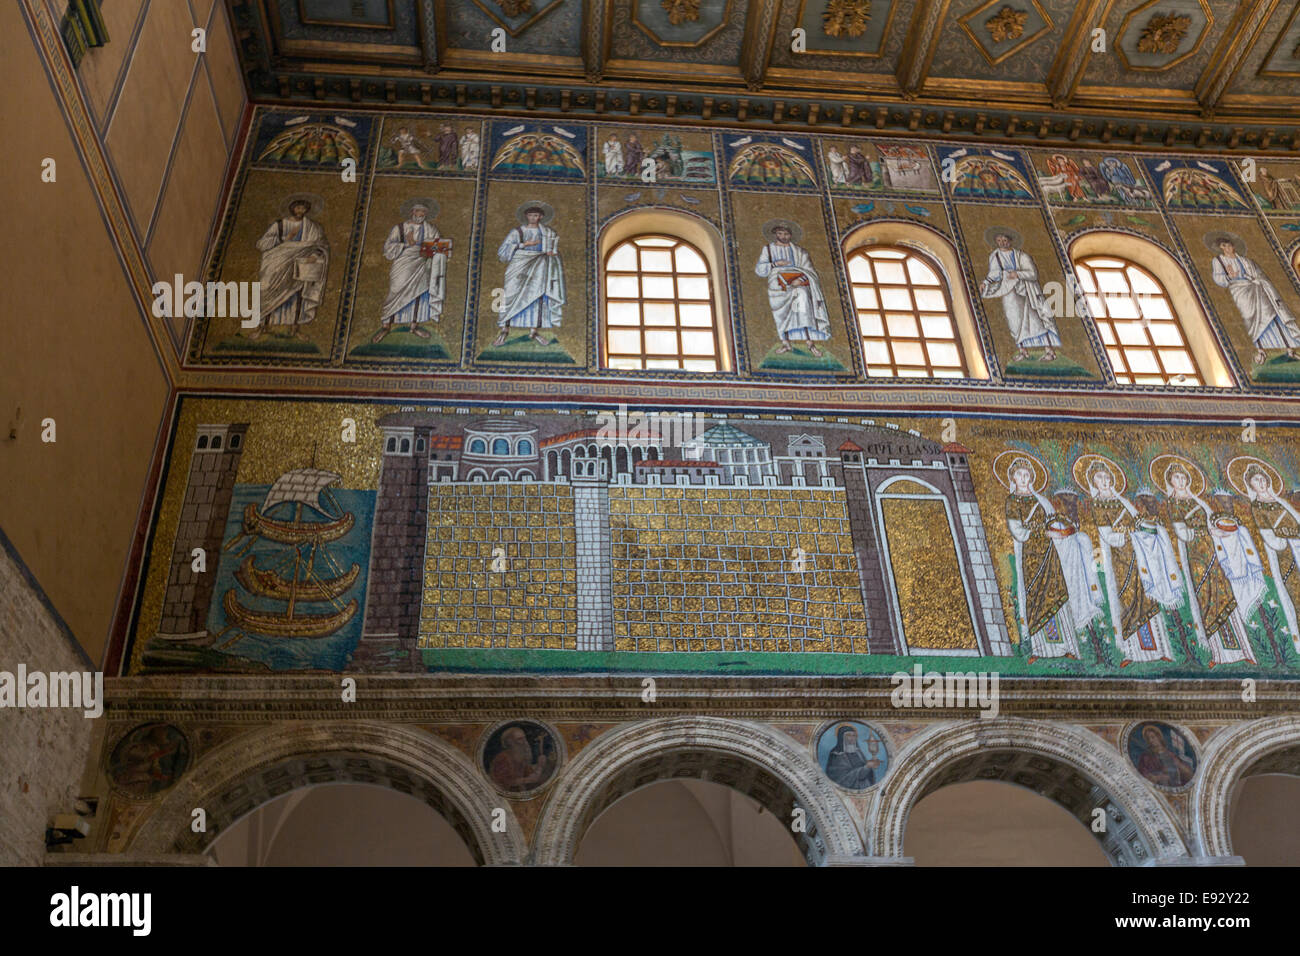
left=261, top=468, right=344, bottom=516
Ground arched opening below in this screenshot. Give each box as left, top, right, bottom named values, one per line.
left=1228, top=742, right=1300, bottom=865
left=900, top=747, right=1153, bottom=865
left=206, top=783, right=477, bottom=866
left=906, top=780, right=1109, bottom=866
left=574, top=779, right=806, bottom=866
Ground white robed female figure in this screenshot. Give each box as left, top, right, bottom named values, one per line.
left=602, top=134, right=625, bottom=176
left=1208, top=234, right=1300, bottom=365
left=1074, top=454, right=1177, bottom=664
left=826, top=146, right=849, bottom=185
left=373, top=198, right=447, bottom=343
left=253, top=193, right=329, bottom=338
left=1153, top=455, right=1259, bottom=666
left=981, top=228, right=1060, bottom=362
left=755, top=219, right=832, bottom=356
left=1231, top=455, right=1300, bottom=653
left=997, top=451, right=1103, bottom=661
left=492, top=202, right=565, bottom=347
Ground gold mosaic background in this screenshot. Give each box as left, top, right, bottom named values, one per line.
left=419, top=484, right=577, bottom=648
left=608, top=486, right=866, bottom=652
left=880, top=496, right=979, bottom=651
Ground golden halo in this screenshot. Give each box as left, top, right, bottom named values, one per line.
left=1072, top=453, right=1126, bottom=496
left=1226, top=455, right=1282, bottom=499
left=1148, top=454, right=1205, bottom=498
left=761, top=219, right=804, bottom=244
left=993, top=449, right=1049, bottom=493
left=279, top=192, right=325, bottom=218
left=515, top=201, right=555, bottom=225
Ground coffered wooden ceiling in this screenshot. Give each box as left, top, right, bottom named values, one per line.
left=228, top=0, right=1300, bottom=152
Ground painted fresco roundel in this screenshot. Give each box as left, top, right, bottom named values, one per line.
left=1124, top=721, right=1198, bottom=791
left=107, top=723, right=191, bottom=799
left=480, top=720, right=563, bottom=796
left=815, top=721, right=890, bottom=792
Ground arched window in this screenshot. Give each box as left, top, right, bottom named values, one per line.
left=603, top=234, right=721, bottom=371
left=491, top=438, right=510, bottom=456
left=385, top=437, right=397, bottom=453
left=846, top=244, right=967, bottom=378
left=211, top=435, right=222, bottom=449
left=1069, top=232, right=1232, bottom=387
left=197, top=435, right=209, bottom=450
left=1074, top=255, right=1202, bottom=386
left=468, top=438, right=486, bottom=455
left=516, top=439, right=533, bottom=455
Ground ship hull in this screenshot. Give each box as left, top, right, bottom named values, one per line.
left=242, top=503, right=353, bottom=544
left=235, top=557, right=360, bottom=602
left=222, top=590, right=357, bottom=639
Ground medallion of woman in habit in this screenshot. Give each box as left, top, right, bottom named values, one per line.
left=816, top=721, right=888, bottom=791
left=107, top=723, right=191, bottom=799
left=1126, top=721, right=1197, bottom=790
left=252, top=193, right=329, bottom=339
left=481, top=720, right=560, bottom=795
left=755, top=218, right=832, bottom=357
left=1230, top=455, right=1300, bottom=655
left=1151, top=454, right=1262, bottom=667
left=1206, top=232, right=1300, bottom=368
left=996, top=450, right=1104, bottom=662
left=372, top=198, right=450, bottom=344
left=492, top=201, right=565, bottom=349
left=980, top=228, right=1061, bottom=363
left=1074, top=454, right=1178, bottom=665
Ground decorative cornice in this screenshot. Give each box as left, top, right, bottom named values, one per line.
left=99, top=675, right=1300, bottom=722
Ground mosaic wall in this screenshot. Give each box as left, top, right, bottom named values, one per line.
left=189, top=107, right=1300, bottom=391
left=120, top=396, right=1300, bottom=679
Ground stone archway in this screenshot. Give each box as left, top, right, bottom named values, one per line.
left=871, top=719, right=1187, bottom=865
left=530, top=717, right=863, bottom=866
left=1191, top=716, right=1300, bottom=859
left=131, top=721, right=525, bottom=865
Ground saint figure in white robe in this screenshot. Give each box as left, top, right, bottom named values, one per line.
left=1083, top=465, right=1177, bottom=664
left=373, top=202, right=447, bottom=343
left=253, top=197, right=328, bottom=338
left=459, top=128, right=480, bottom=170
left=826, top=147, right=848, bottom=185
left=1210, top=239, right=1300, bottom=365
left=492, top=205, right=564, bottom=347
left=1244, top=463, right=1300, bottom=653
left=1164, top=467, right=1259, bottom=666
left=755, top=223, right=831, bottom=356
left=603, top=135, right=625, bottom=177
left=1004, top=459, right=1102, bottom=661
left=981, top=233, right=1060, bottom=361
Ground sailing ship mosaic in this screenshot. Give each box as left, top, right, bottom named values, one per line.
left=122, top=397, right=1300, bottom=678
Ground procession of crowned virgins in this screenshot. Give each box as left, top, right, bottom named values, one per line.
left=998, top=448, right=1300, bottom=670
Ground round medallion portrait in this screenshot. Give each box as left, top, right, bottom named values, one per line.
left=480, top=720, right=562, bottom=796
left=816, top=720, right=890, bottom=792
left=107, top=723, right=191, bottom=799
left=1125, top=721, right=1198, bottom=791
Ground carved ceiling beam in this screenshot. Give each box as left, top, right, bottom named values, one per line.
left=583, top=0, right=609, bottom=83
left=1045, top=0, right=1113, bottom=109
left=740, top=0, right=783, bottom=92
left=1194, top=0, right=1280, bottom=119
left=896, top=0, right=952, bottom=100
